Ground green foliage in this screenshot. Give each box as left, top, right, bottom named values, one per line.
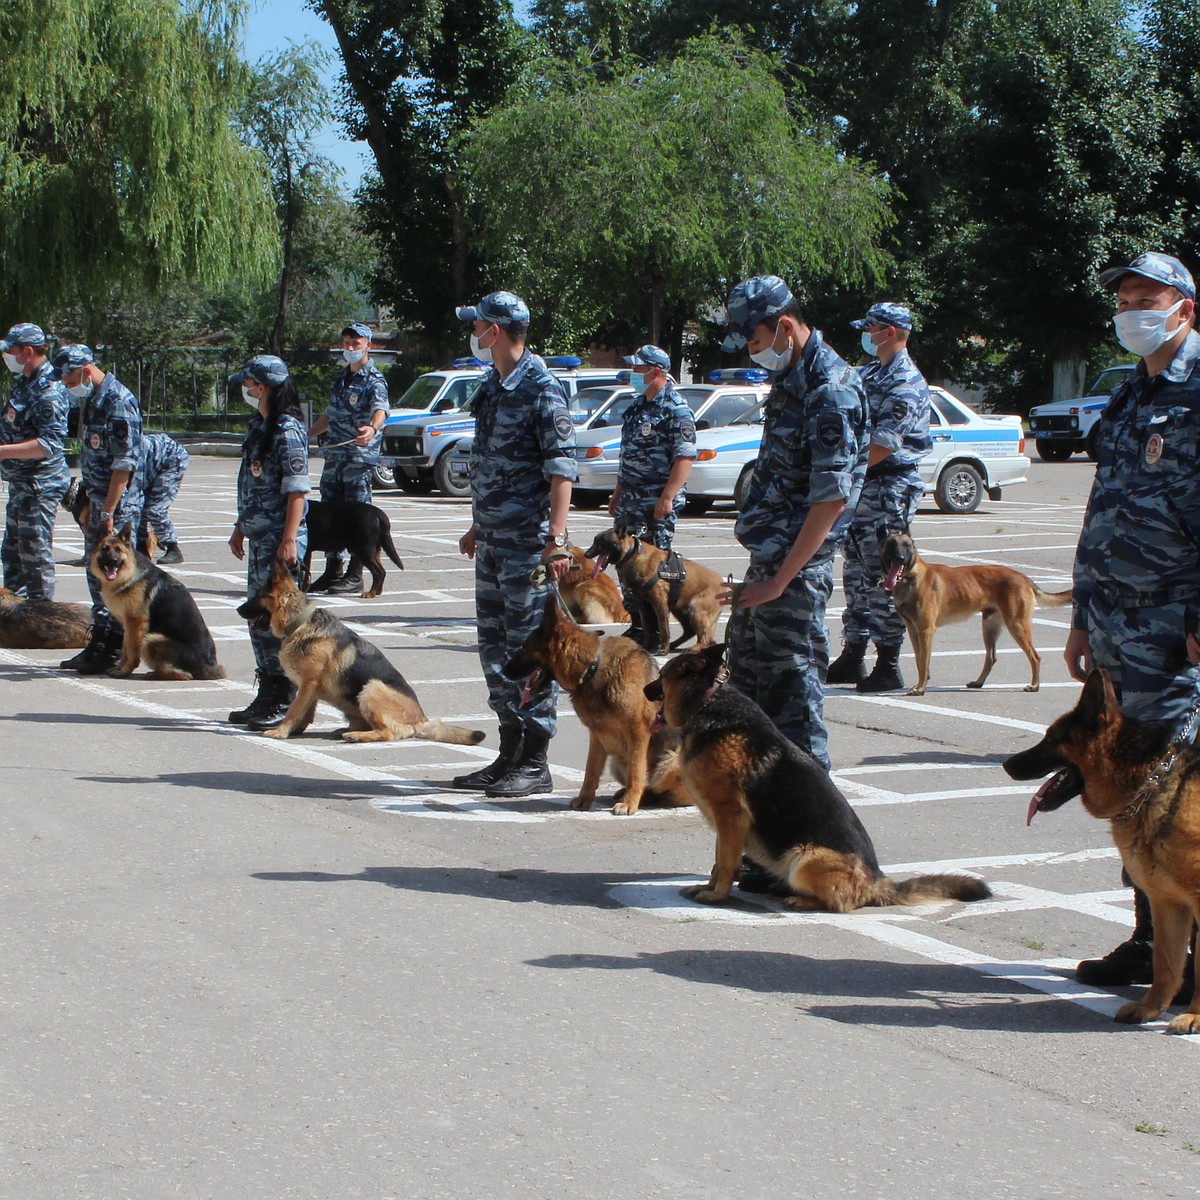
left=0, top=0, right=278, bottom=321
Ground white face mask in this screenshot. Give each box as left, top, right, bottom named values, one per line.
left=1113, top=299, right=1185, bottom=357
left=68, top=380, right=95, bottom=400
left=3, top=351, right=22, bottom=374
left=749, top=327, right=792, bottom=372
left=470, top=330, right=496, bottom=364
left=242, top=384, right=262, bottom=410
left=860, top=332, right=878, bottom=358
left=342, top=346, right=366, bottom=365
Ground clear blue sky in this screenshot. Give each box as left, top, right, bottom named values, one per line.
left=242, top=0, right=370, bottom=192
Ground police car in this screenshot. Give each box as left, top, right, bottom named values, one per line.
left=570, top=369, right=771, bottom=509
left=378, top=357, right=625, bottom=496
left=1026, top=365, right=1133, bottom=462
left=680, top=385, right=1029, bottom=515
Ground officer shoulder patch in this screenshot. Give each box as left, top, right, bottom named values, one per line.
left=816, top=412, right=845, bottom=451
left=891, top=399, right=911, bottom=422
left=553, top=408, right=574, bottom=440
left=288, top=452, right=307, bottom=476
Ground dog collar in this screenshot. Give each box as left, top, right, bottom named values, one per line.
left=578, top=654, right=601, bottom=689
left=616, top=539, right=641, bottom=566
left=284, top=602, right=319, bottom=636
left=696, top=663, right=730, bottom=710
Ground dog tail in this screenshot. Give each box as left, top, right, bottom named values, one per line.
left=378, top=514, right=405, bottom=571
left=875, top=873, right=992, bottom=906
left=417, top=718, right=486, bottom=746
left=645, top=747, right=693, bottom=808
left=1034, top=587, right=1072, bottom=608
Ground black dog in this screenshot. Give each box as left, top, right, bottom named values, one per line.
left=304, top=499, right=404, bottom=598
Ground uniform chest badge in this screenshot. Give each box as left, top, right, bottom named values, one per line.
left=4, top=409, right=13, bottom=423
left=1145, top=433, right=1164, bottom=465
left=90, top=433, right=101, bottom=449
left=640, top=422, right=653, bottom=439
left=250, top=460, right=263, bottom=477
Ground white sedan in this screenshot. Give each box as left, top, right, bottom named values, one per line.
left=683, top=386, right=1030, bottom=515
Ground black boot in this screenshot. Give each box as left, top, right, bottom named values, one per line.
left=60, top=624, right=99, bottom=671
left=826, top=639, right=868, bottom=685
left=857, top=643, right=905, bottom=693
left=485, top=729, right=553, bottom=798
left=306, top=560, right=345, bottom=593
left=450, top=726, right=524, bottom=790
left=228, top=672, right=292, bottom=727
left=1076, top=887, right=1154, bottom=987
left=244, top=674, right=296, bottom=730
left=326, top=556, right=364, bottom=595
left=158, top=543, right=183, bottom=565
left=72, top=623, right=124, bottom=675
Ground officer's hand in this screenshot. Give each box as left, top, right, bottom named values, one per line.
left=354, top=425, right=376, bottom=447
left=541, top=546, right=570, bottom=583
left=653, top=494, right=674, bottom=520
left=459, top=527, right=477, bottom=559
left=1063, top=628, right=1090, bottom=683
left=229, top=528, right=245, bottom=561
left=1188, top=633, right=1200, bottom=667
left=100, top=518, right=114, bottom=538
left=720, top=577, right=783, bottom=611
left=276, top=536, right=298, bottom=569
left=607, top=494, right=618, bottom=518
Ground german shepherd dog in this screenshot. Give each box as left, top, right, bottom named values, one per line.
left=880, top=530, right=1071, bottom=695
left=556, top=545, right=625, bottom=624
left=0, top=587, right=90, bottom=649
left=91, top=525, right=224, bottom=679
left=583, top=527, right=723, bottom=654
left=646, top=643, right=992, bottom=910
left=304, top=499, right=404, bottom=598
left=239, top=561, right=485, bottom=745
left=503, top=598, right=691, bottom=814
left=1005, top=669, right=1200, bottom=1034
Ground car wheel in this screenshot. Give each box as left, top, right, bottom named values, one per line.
left=433, top=451, right=472, bottom=498
left=733, top=465, right=754, bottom=512
left=372, top=463, right=396, bottom=489
left=682, top=496, right=713, bottom=516
left=571, top=489, right=607, bottom=510
left=934, top=462, right=984, bottom=514
left=1036, top=440, right=1073, bottom=463
left=395, top=473, right=435, bottom=495
left=1085, top=426, right=1100, bottom=462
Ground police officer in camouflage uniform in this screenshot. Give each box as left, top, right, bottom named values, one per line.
left=0, top=324, right=71, bottom=600
left=608, top=344, right=697, bottom=645
left=719, top=276, right=870, bottom=773
left=1065, top=252, right=1200, bottom=994
left=449, top=292, right=576, bottom=798
left=54, top=344, right=144, bottom=674
left=138, top=433, right=189, bottom=564
left=227, top=355, right=311, bottom=729
left=828, top=303, right=931, bottom=692
left=308, top=322, right=389, bottom=594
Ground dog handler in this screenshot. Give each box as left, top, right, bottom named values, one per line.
left=718, top=275, right=870, bottom=772
left=449, top=291, right=576, bottom=798
left=138, top=433, right=190, bottom=565
left=1065, top=251, right=1200, bottom=992
left=227, top=355, right=311, bottom=730
left=54, top=343, right=144, bottom=675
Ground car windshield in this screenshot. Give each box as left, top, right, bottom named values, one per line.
left=676, top=387, right=713, bottom=414
left=393, top=375, right=446, bottom=411
left=1088, top=367, right=1132, bottom=396
left=731, top=403, right=764, bottom=426
left=570, top=387, right=620, bottom=423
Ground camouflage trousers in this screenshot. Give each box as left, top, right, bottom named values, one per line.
left=2, top=472, right=71, bottom=600
left=245, top=531, right=308, bottom=677
left=613, top=491, right=678, bottom=617
left=84, top=490, right=144, bottom=625
left=475, top=528, right=558, bottom=739
left=728, top=555, right=835, bottom=770
left=138, top=454, right=187, bottom=546
left=319, top=458, right=373, bottom=567
left=839, top=472, right=923, bottom=648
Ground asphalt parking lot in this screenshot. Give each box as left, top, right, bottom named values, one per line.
left=4, top=454, right=1199, bottom=1198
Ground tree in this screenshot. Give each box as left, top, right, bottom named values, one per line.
left=460, top=34, right=892, bottom=360
left=0, top=0, right=277, bottom=323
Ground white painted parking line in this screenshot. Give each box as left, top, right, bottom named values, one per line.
left=833, top=692, right=1049, bottom=733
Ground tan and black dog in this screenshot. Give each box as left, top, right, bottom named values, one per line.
left=61, top=478, right=158, bottom=561
left=503, top=598, right=691, bottom=814
left=1006, top=669, right=1200, bottom=1034
left=555, top=545, right=625, bottom=624
left=880, top=530, right=1070, bottom=695
left=0, top=587, right=91, bottom=650
left=583, top=527, right=723, bottom=654
left=238, top=561, right=485, bottom=745
left=303, top=498, right=404, bottom=598
left=91, top=525, right=224, bottom=679
left=646, top=643, right=992, bottom=910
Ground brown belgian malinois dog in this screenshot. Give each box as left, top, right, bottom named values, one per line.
left=880, top=530, right=1070, bottom=695
left=555, top=545, right=626, bottom=624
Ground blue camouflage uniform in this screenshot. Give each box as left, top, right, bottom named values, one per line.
left=841, top=347, right=931, bottom=647
left=237, top=413, right=311, bottom=677
left=137, top=433, right=189, bottom=548
left=613, top=378, right=697, bottom=548
left=1, top=361, right=72, bottom=599
left=78, top=372, right=144, bottom=619
left=319, top=360, right=389, bottom=506
left=1072, top=326, right=1200, bottom=729
left=468, top=349, right=577, bottom=740
left=730, top=331, right=870, bottom=768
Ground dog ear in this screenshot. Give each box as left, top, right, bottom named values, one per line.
left=1079, top=668, right=1118, bottom=726
left=118, top=522, right=133, bottom=545
left=698, top=642, right=728, bottom=672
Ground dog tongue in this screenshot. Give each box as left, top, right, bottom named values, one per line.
left=519, top=667, right=545, bottom=709
left=1026, top=776, right=1058, bottom=827
left=649, top=705, right=665, bottom=733
left=590, top=552, right=608, bottom=580
left=105, top=567, right=119, bottom=581
left=882, top=563, right=904, bottom=592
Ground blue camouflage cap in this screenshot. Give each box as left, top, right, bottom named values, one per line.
left=52, top=344, right=95, bottom=377
left=455, top=291, right=531, bottom=329
left=341, top=322, right=373, bottom=339
left=623, top=344, right=671, bottom=370
left=0, top=322, right=48, bottom=351
left=1099, top=252, right=1195, bottom=300
left=229, top=354, right=291, bottom=388
left=851, top=302, right=914, bottom=331
left=720, top=275, right=794, bottom=351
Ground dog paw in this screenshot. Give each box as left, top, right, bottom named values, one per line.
left=612, top=800, right=640, bottom=816
left=569, top=794, right=594, bottom=811
left=1023, top=684, right=1040, bottom=692
left=105, top=666, right=133, bottom=678
left=261, top=728, right=289, bottom=740
left=906, top=685, right=927, bottom=696
left=1167, top=1012, right=1200, bottom=1035
left=965, top=680, right=983, bottom=689
left=1114, top=1001, right=1161, bottom=1025
left=680, top=884, right=728, bottom=905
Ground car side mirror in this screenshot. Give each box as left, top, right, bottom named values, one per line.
left=696, top=420, right=711, bottom=431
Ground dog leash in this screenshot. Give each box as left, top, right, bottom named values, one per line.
left=1115, top=695, right=1200, bottom=822
left=528, top=551, right=575, bottom=620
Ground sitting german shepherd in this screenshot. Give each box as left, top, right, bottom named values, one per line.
left=1005, top=669, right=1200, bottom=1035
left=0, top=587, right=90, bottom=650
left=556, top=545, right=625, bottom=624
left=880, top=530, right=1071, bottom=695
left=583, top=527, right=723, bottom=654
left=91, top=525, right=224, bottom=679
left=304, top=499, right=404, bottom=598
left=503, top=598, right=691, bottom=814
left=646, top=643, right=992, bottom=910
left=239, top=561, right=485, bottom=746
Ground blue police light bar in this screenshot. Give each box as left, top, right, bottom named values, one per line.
left=709, top=368, right=769, bottom=384
left=452, top=357, right=488, bottom=368
left=545, top=355, right=584, bottom=368
left=616, top=370, right=631, bottom=383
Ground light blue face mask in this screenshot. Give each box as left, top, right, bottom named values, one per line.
left=630, top=371, right=650, bottom=395
left=860, top=332, right=878, bottom=358
left=749, top=327, right=792, bottom=372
